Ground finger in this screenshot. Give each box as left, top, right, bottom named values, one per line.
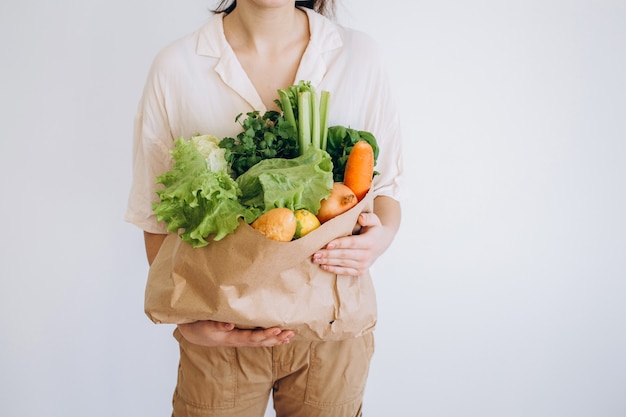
left=216, top=321, right=235, bottom=331
left=322, top=235, right=359, bottom=250
left=318, top=263, right=361, bottom=277
left=314, top=246, right=369, bottom=263
left=315, top=253, right=363, bottom=269
left=357, top=212, right=381, bottom=228
left=258, top=328, right=294, bottom=344
left=227, top=327, right=294, bottom=347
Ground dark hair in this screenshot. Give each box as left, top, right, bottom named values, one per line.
left=213, top=1, right=335, bottom=18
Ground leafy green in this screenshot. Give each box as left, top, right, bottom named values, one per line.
left=236, top=147, right=334, bottom=214
left=190, top=134, right=229, bottom=173
left=326, top=126, right=380, bottom=182
left=219, top=110, right=299, bottom=178
left=153, top=137, right=258, bottom=248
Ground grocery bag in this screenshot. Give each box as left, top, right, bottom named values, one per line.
left=144, top=192, right=377, bottom=340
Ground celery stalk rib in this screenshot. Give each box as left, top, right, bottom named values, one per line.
left=311, top=87, right=320, bottom=149
left=319, top=90, right=330, bottom=151
left=298, top=91, right=311, bottom=153
left=278, top=90, right=297, bottom=139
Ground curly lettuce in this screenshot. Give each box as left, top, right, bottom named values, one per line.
left=153, top=137, right=257, bottom=248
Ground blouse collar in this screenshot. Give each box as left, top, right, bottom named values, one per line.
left=195, top=8, right=343, bottom=110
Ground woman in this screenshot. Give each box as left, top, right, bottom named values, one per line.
left=125, top=1, right=403, bottom=415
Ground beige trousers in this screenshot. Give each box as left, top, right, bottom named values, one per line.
left=171, top=329, right=375, bottom=417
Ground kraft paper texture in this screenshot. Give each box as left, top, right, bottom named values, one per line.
left=145, top=192, right=377, bottom=341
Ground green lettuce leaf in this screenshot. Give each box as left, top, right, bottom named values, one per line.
left=153, top=137, right=257, bottom=248
left=236, top=147, right=334, bottom=214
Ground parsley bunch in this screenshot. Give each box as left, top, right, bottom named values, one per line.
left=220, top=110, right=299, bottom=178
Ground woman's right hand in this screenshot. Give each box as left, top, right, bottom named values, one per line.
left=177, top=320, right=295, bottom=347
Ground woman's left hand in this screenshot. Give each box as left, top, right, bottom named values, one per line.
left=312, top=212, right=388, bottom=277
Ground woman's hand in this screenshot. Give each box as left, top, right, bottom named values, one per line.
left=312, top=212, right=385, bottom=276
left=177, top=320, right=295, bottom=348
left=312, top=196, right=401, bottom=277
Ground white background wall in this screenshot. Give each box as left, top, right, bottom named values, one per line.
left=1, top=1, right=625, bottom=416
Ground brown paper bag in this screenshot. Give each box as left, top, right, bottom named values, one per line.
left=144, top=191, right=377, bottom=341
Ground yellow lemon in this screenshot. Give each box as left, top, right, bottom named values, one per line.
left=294, top=209, right=321, bottom=239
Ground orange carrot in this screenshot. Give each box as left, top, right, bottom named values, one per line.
left=343, top=140, right=374, bottom=201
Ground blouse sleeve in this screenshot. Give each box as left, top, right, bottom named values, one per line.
left=356, top=34, right=405, bottom=202
left=124, top=55, right=175, bottom=233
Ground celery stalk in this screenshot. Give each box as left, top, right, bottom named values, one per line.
left=298, top=91, right=311, bottom=153
left=310, top=86, right=320, bottom=149
left=278, top=89, right=297, bottom=138
left=319, top=90, right=330, bottom=151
